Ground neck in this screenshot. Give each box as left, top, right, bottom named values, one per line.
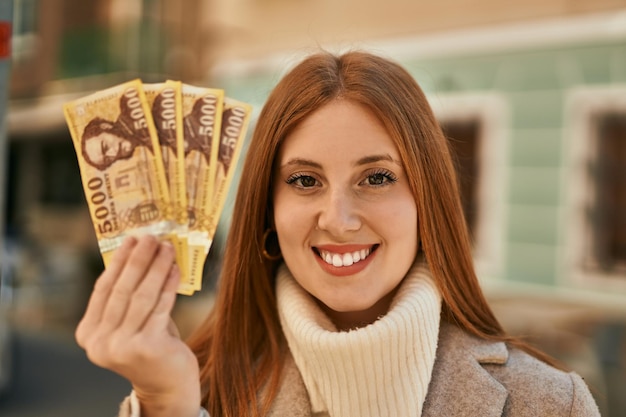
left=316, top=285, right=400, bottom=331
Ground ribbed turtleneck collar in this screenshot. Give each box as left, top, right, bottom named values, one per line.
left=276, top=261, right=442, bottom=417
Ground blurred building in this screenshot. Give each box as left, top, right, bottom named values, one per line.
left=3, top=0, right=626, bottom=414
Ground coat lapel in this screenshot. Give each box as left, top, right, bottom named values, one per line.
left=422, top=323, right=509, bottom=417
left=269, top=353, right=312, bottom=417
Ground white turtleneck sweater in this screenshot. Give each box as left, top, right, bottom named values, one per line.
left=276, top=261, right=442, bottom=417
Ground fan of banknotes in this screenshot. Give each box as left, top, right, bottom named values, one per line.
left=63, top=79, right=252, bottom=295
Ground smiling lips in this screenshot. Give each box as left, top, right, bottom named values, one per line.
left=319, top=247, right=372, bottom=267
left=314, top=245, right=377, bottom=276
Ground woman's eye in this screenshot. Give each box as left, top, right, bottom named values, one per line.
left=363, top=170, right=398, bottom=186
left=286, top=174, right=318, bottom=188
left=368, top=173, right=387, bottom=185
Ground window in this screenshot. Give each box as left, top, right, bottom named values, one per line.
left=430, top=93, right=507, bottom=280
left=565, top=87, right=626, bottom=289
left=589, top=114, right=626, bottom=274
left=440, top=119, right=481, bottom=242
left=40, top=140, right=84, bottom=206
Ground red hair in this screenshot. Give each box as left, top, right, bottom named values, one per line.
left=186, top=50, right=558, bottom=417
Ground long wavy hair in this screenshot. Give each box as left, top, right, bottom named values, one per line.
left=186, top=50, right=558, bottom=417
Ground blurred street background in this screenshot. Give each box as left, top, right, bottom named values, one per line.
left=0, top=0, right=625, bottom=415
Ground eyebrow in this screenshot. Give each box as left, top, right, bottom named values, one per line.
left=355, top=154, right=402, bottom=166
left=281, top=154, right=402, bottom=169
left=280, top=158, right=322, bottom=169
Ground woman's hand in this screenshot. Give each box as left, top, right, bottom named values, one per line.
left=76, top=235, right=201, bottom=417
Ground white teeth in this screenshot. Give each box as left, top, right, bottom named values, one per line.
left=319, top=248, right=372, bottom=267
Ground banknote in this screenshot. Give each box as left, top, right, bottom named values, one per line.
left=144, top=81, right=190, bottom=287
left=63, top=79, right=186, bottom=289
left=181, top=84, right=225, bottom=293
left=65, top=78, right=252, bottom=295
left=209, top=97, right=253, bottom=234
left=143, top=81, right=187, bottom=225
left=195, top=97, right=252, bottom=290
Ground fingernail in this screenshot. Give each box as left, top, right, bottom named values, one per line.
left=111, top=236, right=137, bottom=261
left=161, top=241, right=174, bottom=252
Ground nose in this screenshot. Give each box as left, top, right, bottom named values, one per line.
left=316, top=188, right=361, bottom=236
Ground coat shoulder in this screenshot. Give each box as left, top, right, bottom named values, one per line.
left=484, top=342, right=600, bottom=416
left=427, top=323, right=600, bottom=417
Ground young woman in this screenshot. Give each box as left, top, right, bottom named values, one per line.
left=76, top=51, right=600, bottom=417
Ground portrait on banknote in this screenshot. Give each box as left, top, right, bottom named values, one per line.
left=80, top=92, right=155, bottom=171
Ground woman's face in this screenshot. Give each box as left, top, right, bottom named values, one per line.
left=273, top=100, right=419, bottom=329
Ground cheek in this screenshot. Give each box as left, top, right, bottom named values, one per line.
left=381, top=197, right=419, bottom=243
left=273, top=191, right=318, bottom=255
left=275, top=203, right=309, bottom=239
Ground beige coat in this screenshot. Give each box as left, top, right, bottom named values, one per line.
left=119, top=323, right=600, bottom=416
left=267, top=323, right=600, bottom=416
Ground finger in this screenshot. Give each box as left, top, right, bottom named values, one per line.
left=120, top=242, right=177, bottom=334
left=142, top=263, right=181, bottom=335
left=99, top=235, right=161, bottom=332
left=76, top=236, right=138, bottom=347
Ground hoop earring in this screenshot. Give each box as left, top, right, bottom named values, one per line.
left=262, top=229, right=282, bottom=261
